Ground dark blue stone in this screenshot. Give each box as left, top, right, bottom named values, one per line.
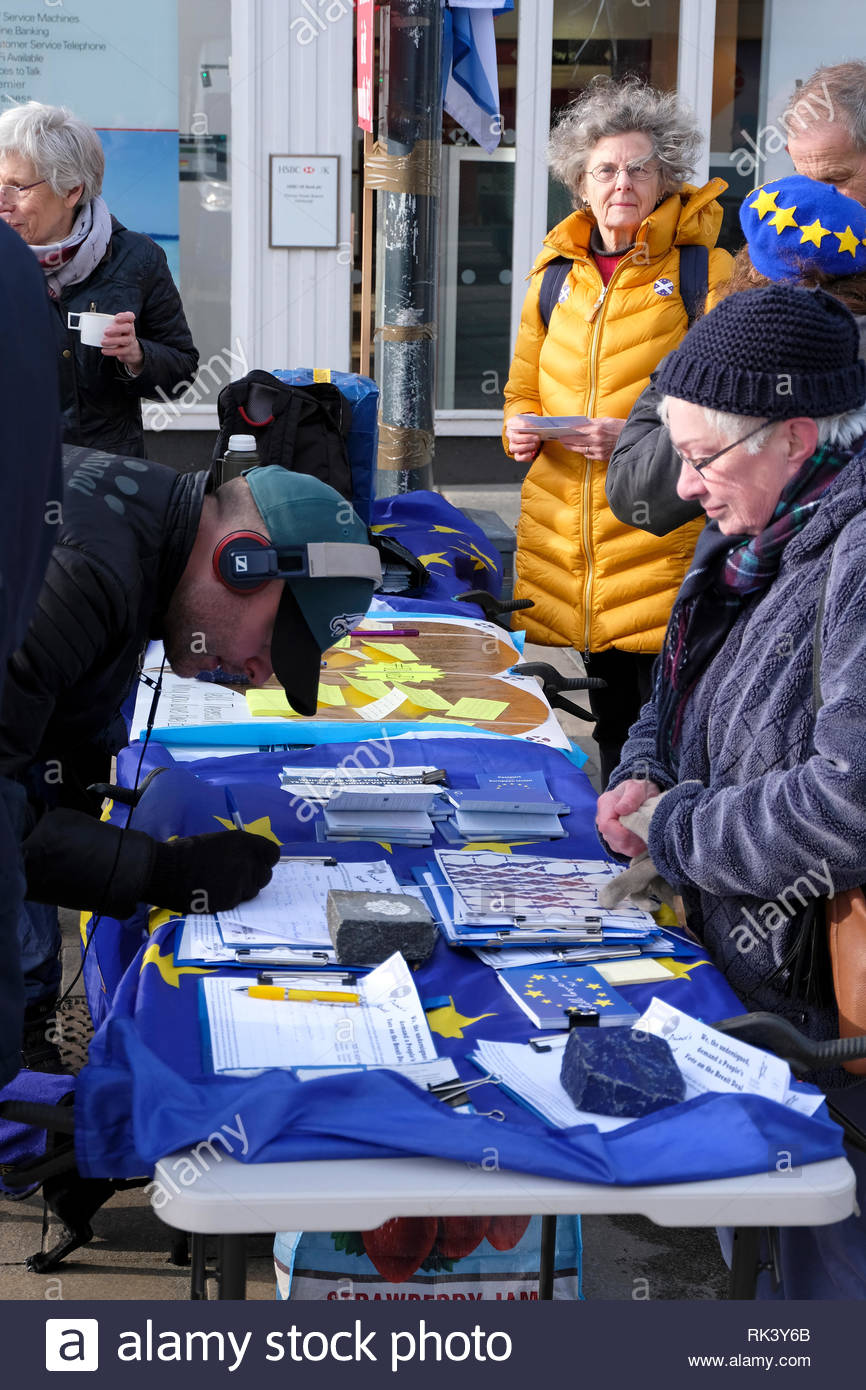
left=560, top=1028, right=685, bottom=1118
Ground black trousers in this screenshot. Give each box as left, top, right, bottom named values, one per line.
left=582, top=648, right=658, bottom=791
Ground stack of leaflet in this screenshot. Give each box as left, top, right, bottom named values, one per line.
left=440, top=771, right=569, bottom=843
left=278, top=765, right=450, bottom=846
left=414, top=850, right=681, bottom=958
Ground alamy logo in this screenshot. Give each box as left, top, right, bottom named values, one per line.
left=45, top=1319, right=99, bottom=1371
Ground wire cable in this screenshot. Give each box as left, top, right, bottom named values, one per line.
left=53, top=653, right=166, bottom=1011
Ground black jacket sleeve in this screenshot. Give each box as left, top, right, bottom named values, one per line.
left=0, top=545, right=158, bottom=915
left=121, top=240, right=199, bottom=400
left=22, top=808, right=157, bottom=917
left=605, top=379, right=704, bottom=537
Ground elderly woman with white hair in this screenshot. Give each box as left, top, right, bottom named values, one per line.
left=0, top=101, right=198, bottom=457
left=503, top=77, right=732, bottom=788
left=597, top=285, right=866, bottom=1297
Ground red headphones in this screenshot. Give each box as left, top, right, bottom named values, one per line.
left=212, top=531, right=274, bottom=594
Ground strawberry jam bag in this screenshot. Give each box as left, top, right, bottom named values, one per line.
left=274, top=1215, right=581, bottom=1300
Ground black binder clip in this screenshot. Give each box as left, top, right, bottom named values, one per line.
left=566, top=1007, right=599, bottom=1030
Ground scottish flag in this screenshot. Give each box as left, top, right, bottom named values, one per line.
left=443, top=1, right=514, bottom=154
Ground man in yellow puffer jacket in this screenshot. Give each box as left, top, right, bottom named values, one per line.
left=504, top=79, right=732, bottom=787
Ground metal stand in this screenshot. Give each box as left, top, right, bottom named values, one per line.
left=217, top=1234, right=247, bottom=1300
left=539, top=1214, right=557, bottom=1299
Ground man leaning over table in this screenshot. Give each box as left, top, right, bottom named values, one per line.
left=596, top=284, right=866, bottom=1297
left=0, top=450, right=380, bottom=1069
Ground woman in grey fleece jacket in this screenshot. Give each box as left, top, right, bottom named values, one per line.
left=597, top=283, right=866, bottom=1297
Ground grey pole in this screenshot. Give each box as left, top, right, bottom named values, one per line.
left=372, top=0, right=443, bottom=495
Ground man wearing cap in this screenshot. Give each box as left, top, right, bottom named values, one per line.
left=0, top=448, right=379, bottom=1052
left=597, top=285, right=866, bottom=1296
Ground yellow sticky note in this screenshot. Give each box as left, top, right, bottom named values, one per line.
left=360, top=641, right=419, bottom=662
left=363, top=663, right=443, bottom=683
left=330, top=635, right=352, bottom=650
left=317, top=683, right=346, bottom=707
left=344, top=676, right=391, bottom=699
left=446, top=697, right=509, bottom=721
left=396, top=684, right=453, bottom=711
left=245, top=689, right=302, bottom=718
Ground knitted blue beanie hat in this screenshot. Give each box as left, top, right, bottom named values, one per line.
left=655, top=285, right=866, bottom=419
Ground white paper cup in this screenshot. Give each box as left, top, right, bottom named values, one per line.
left=67, top=311, right=115, bottom=347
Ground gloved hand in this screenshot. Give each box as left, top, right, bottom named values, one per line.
left=598, top=852, right=677, bottom=913
left=146, top=830, right=281, bottom=914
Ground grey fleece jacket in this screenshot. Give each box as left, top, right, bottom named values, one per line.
left=609, top=436, right=866, bottom=1056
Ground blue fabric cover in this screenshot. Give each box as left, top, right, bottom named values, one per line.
left=72, top=739, right=844, bottom=1184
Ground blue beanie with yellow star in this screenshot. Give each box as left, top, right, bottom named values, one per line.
left=740, top=175, right=866, bottom=280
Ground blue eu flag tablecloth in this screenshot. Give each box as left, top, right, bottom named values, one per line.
left=73, top=736, right=845, bottom=1185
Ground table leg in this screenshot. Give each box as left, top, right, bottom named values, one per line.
left=538, top=1214, right=557, bottom=1300
left=728, top=1226, right=762, bottom=1298
left=217, top=1234, right=247, bottom=1300
left=190, top=1233, right=207, bottom=1300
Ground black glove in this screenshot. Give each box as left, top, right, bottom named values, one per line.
left=146, top=830, right=281, bottom=914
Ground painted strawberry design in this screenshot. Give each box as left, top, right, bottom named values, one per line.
left=434, top=1216, right=491, bottom=1259
left=485, top=1215, right=532, bottom=1250
left=361, top=1217, right=438, bottom=1282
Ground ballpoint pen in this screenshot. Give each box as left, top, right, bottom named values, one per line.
left=246, top=985, right=360, bottom=1005
left=224, top=786, right=244, bottom=832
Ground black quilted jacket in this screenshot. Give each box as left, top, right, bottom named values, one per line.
left=51, top=219, right=199, bottom=457
left=0, top=448, right=209, bottom=916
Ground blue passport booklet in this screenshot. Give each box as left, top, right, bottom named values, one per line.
left=498, top=962, right=640, bottom=1030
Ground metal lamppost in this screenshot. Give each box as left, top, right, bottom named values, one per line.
left=370, top=0, right=443, bottom=495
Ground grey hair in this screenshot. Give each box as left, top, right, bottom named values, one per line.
left=0, top=102, right=103, bottom=204
left=658, top=397, right=866, bottom=453
left=548, top=76, right=703, bottom=206
left=783, top=62, right=866, bottom=149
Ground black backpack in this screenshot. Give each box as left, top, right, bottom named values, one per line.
left=538, top=243, right=710, bottom=331
left=213, top=369, right=354, bottom=500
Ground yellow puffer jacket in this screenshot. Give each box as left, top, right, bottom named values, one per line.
left=504, top=180, right=733, bottom=653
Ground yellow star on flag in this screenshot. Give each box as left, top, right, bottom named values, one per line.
left=426, top=997, right=496, bottom=1039
left=654, top=956, right=711, bottom=980
left=799, top=217, right=830, bottom=247
left=769, top=203, right=798, bottom=235
left=212, top=813, right=283, bottom=846
left=416, top=551, right=452, bottom=568
left=749, top=187, right=779, bottom=219
left=140, top=940, right=214, bottom=988
left=835, top=224, right=861, bottom=258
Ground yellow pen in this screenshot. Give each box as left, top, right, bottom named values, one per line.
left=247, top=985, right=360, bottom=1005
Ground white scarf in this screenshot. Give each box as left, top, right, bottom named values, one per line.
left=31, top=194, right=113, bottom=299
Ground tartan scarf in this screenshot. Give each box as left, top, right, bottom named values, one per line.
left=655, top=442, right=852, bottom=766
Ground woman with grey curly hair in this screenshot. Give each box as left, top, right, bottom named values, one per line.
left=0, top=101, right=197, bottom=457
left=503, top=77, right=732, bottom=788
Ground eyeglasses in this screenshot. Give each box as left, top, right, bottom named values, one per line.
left=587, top=159, right=660, bottom=184
left=672, top=419, right=773, bottom=475
left=0, top=179, right=46, bottom=206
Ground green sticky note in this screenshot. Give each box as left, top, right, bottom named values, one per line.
left=446, top=697, right=509, bottom=721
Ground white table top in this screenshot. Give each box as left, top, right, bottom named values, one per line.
left=151, top=1151, right=856, bottom=1235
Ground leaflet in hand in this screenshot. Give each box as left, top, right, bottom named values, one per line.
left=513, top=414, right=591, bottom=439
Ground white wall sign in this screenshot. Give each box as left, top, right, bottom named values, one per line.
left=269, top=154, right=339, bottom=249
